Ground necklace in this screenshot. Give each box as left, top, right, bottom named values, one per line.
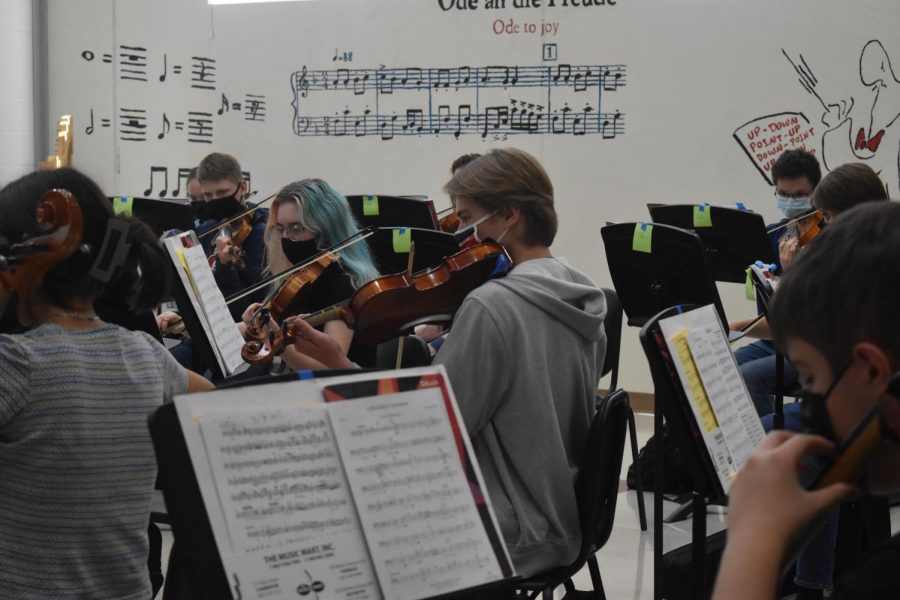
left=43, top=311, right=101, bottom=322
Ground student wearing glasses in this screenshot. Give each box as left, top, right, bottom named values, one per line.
left=241, top=178, right=380, bottom=369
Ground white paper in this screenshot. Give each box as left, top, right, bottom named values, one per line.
left=198, top=403, right=380, bottom=600
left=328, top=387, right=504, bottom=600
left=181, top=243, right=246, bottom=374
left=659, top=304, right=765, bottom=494
left=688, top=323, right=766, bottom=468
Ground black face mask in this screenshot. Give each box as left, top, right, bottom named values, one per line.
left=281, top=238, right=320, bottom=265
left=204, top=191, right=244, bottom=221
left=800, top=360, right=853, bottom=442
left=190, top=200, right=209, bottom=221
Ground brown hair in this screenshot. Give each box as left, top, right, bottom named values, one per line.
left=444, top=148, right=557, bottom=247
left=450, top=153, right=481, bottom=174
left=813, top=162, right=887, bottom=216
left=197, top=152, right=242, bottom=184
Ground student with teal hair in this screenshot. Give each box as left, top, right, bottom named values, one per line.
left=243, top=178, right=380, bottom=368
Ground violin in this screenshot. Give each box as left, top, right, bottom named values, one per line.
left=0, top=189, right=85, bottom=315
left=197, top=190, right=270, bottom=247
left=782, top=208, right=825, bottom=247
left=438, top=209, right=460, bottom=234
left=242, top=240, right=511, bottom=363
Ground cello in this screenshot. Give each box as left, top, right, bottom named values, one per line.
left=0, top=189, right=86, bottom=316
left=242, top=240, right=511, bottom=363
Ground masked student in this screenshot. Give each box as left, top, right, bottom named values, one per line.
left=274, top=148, right=608, bottom=578
left=713, top=200, right=900, bottom=600
left=732, top=162, right=889, bottom=418
left=190, top=152, right=269, bottom=322
left=0, top=168, right=213, bottom=599
left=240, top=178, right=380, bottom=369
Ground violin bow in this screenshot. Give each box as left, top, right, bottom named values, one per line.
left=225, top=226, right=377, bottom=305
left=197, top=190, right=277, bottom=239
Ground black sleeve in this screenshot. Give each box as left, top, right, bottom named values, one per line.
left=832, top=535, right=900, bottom=599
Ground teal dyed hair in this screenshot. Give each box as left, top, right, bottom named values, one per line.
left=266, top=179, right=379, bottom=289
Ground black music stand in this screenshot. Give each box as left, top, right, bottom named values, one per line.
left=749, top=266, right=788, bottom=430
left=345, top=195, right=439, bottom=230
left=649, top=204, right=775, bottom=284
left=364, top=227, right=460, bottom=275
left=167, top=262, right=226, bottom=382
left=148, top=370, right=518, bottom=600
left=640, top=306, right=729, bottom=600
left=109, top=196, right=195, bottom=237
left=601, top=222, right=728, bottom=329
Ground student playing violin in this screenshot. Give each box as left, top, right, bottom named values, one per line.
left=0, top=168, right=212, bottom=599
left=192, top=152, right=269, bottom=322
left=282, top=149, right=608, bottom=578
left=242, top=178, right=380, bottom=369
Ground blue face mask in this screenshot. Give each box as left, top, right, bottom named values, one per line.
left=776, top=195, right=812, bottom=218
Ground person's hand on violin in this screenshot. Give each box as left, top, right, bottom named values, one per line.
left=779, top=234, right=800, bottom=270
left=283, top=316, right=353, bottom=370
left=215, top=235, right=239, bottom=267
left=156, top=311, right=185, bottom=336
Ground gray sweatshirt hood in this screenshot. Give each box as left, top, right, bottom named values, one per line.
left=491, top=257, right=607, bottom=343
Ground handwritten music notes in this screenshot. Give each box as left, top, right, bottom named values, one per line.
left=329, top=388, right=504, bottom=600
left=291, top=63, right=626, bottom=140
left=659, top=305, right=765, bottom=494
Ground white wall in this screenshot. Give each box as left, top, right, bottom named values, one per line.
left=0, top=0, right=34, bottom=185
left=45, top=0, right=900, bottom=392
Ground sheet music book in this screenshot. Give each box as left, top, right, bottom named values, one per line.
left=658, top=305, right=766, bottom=493
left=174, top=366, right=516, bottom=600
left=163, top=232, right=246, bottom=375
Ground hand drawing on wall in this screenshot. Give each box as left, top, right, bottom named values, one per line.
left=785, top=40, right=900, bottom=194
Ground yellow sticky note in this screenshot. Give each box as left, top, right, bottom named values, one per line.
left=363, top=195, right=380, bottom=216
left=392, top=227, right=412, bottom=253
left=632, top=223, right=652, bottom=253
left=671, top=329, right=719, bottom=433
left=693, top=204, right=712, bottom=227
left=113, top=196, right=134, bottom=217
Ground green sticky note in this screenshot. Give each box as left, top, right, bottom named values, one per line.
left=113, top=196, right=134, bottom=217
left=693, top=204, right=712, bottom=227
left=745, top=267, right=755, bottom=301
left=392, top=227, right=412, bottom=253
left=363, top=195, right=380, bottom=216
left=632, top=223, right=653, bottom=253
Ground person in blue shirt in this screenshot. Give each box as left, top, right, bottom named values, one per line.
left=191, top=152, right=269, bottom=322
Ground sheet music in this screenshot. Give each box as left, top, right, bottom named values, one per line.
left=164, top=234, right=226, bottom=375
left=328, top=387, right=504, bottom=600
left=199, top=405, right=380, bottom=600
left=180, top=243, right=245, bottom=374
left=660, top=305, right=766, bottom=494
left=687, top=321, right=766, bottom=468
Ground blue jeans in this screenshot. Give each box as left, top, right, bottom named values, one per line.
left=762, top=404, right=838, bottom=590
left=734, top=340, right=800, bottom=418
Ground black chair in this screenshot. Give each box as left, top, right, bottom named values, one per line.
left=515, top=389, right=630, bottom=600
left=599, top=287, right=647, bottom=531
left=601, top=222, right=728, bottom=329
left=375, top=335, right=433, bottom=368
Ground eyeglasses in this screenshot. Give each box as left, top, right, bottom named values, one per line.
left=773, top=190, right=813, bottom=199
left=270, top=223, right=309, bottom=241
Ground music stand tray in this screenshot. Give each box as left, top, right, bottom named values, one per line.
left=649, top=204, right=775, bottom=284
left=345, top=195, right=439, bottom=230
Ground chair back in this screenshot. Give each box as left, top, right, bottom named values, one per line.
left=375, top=335, right=432, bottom=368
left=578, top=389, right=629, bottom=554
left=600, top=287, right=622, bottom=391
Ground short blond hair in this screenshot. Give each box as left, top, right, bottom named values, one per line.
left=444, top=148, right=557, bottom=247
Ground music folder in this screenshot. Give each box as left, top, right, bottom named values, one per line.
left=154, top=366, right=517, bottom=600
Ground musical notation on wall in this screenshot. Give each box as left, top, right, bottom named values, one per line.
left=291, top=63, right=627, bottom=140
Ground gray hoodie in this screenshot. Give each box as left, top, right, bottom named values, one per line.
left=435, top=257, right=607, bottom=577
